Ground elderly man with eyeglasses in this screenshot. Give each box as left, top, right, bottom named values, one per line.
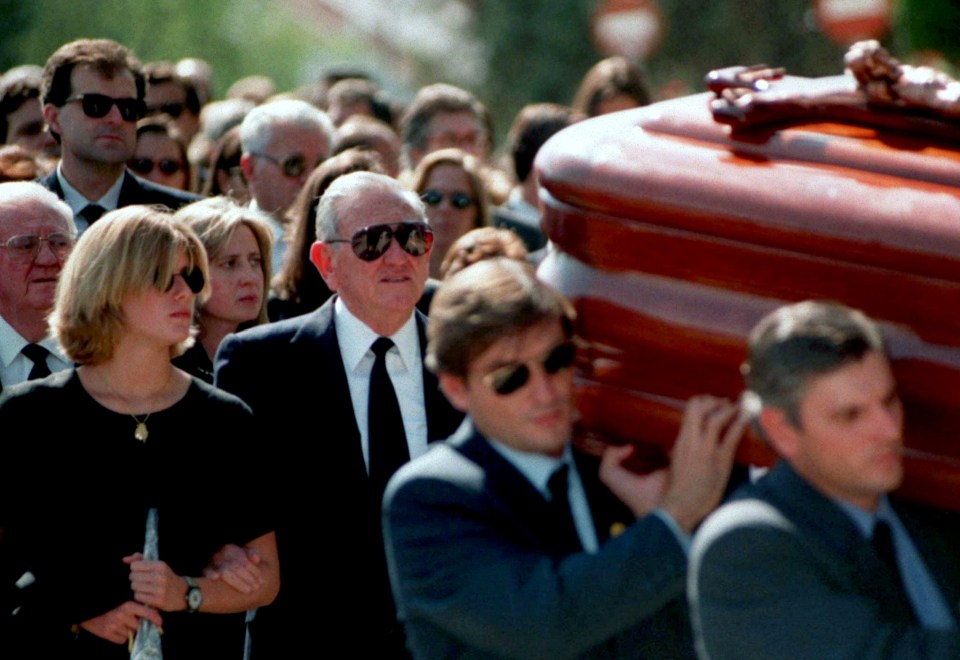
left=239, top=98, right=334, bottom=275
left=0, top=182, right=75, bottom=394
left=214, top=171, right=464, bottom=659
left=38, top=39, right=198, bottom=234
left=381, top=258, right=746, bottom=659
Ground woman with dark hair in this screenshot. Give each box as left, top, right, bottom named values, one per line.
left=0, top=206, right=278, bottom=659
left=172, top=197, right=272, bottom=382
left=269, top=147, right=385, bottom=321
left=407, top=147, right=490, bottom=278
left=128, top=117, right=191, bottom=191
left=200, top=125, right=249, bottom=204
left=572, top=56, right=652, bottom=117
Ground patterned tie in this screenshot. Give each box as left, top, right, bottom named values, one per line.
left=79, top=204, right=106, bottom=226
left=547, top=464, right=582, bottom=554
left=21, top=343, right=52, bottom=380
left=368, top=337, right=410, bottom=507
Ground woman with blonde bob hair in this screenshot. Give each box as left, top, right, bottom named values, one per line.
left=173, top=196, right=272, bottom=381
left=0, top=205, right=279, bottom=659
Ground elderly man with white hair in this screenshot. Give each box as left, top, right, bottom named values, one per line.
left=239, top=98, right=334, bottom=274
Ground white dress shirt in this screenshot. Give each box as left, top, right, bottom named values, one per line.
left=334, top=296, right=428, bottom=472
left=0, top=314, right=70, bottom=389
left=57, top=164, right=124, bottom=234
left=248, top=200, right=287, bottom=277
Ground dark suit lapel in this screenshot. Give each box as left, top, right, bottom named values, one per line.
left=454, top=425, right=560, bottom=549
left=759, top=463, right=917, bottom=622
left=116, top=171, right=142, bottom=208
left=40, top=170, right=64, bottom=199
left=416, top=310, right=464, bottom=443
left=297, top=300, right=365, bottom=482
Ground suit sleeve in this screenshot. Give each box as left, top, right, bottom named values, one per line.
left=689, top=502, right=960, bottom=660
left=384, top=470, right=688, bottom=660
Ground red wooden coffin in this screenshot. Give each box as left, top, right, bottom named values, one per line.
left=536, top=63, right=960, bottom=511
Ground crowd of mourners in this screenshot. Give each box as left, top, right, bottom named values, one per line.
left=2, top=35, right=958, bottom=660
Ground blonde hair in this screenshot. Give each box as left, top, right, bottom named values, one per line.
left=174, top=196, right=272, bottom=330
left=51, top=205, right=209, bottom=365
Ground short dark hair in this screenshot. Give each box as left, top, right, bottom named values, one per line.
left=427, top=258, right=575, bottom=377
left=507, top=103, right=580, bottom=183
left=41, top=38, right=146, bottom=108
left=744, top=301, right=885, bottom=426
left=0, top=66, right=43, bottom=143
left=572, top=56, right=651, bottom=117
left=401, top=83, right=487, bottom=154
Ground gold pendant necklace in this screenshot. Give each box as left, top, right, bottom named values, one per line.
left=132, top=414, right=151, bottom=442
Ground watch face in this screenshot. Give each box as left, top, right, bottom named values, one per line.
left=188, top=586, right=203, bottom=612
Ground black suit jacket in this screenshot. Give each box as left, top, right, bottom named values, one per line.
left=39, top=169, right=200, bottom=214
left=214, top=297, right=464, bottom=657
left=383, top=421, right=696, bottom=659
left=690, top=462, right=960, bottom=659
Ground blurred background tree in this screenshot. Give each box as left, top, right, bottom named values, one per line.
left=1, top=0, right=956, bottom=149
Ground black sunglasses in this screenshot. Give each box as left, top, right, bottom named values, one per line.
left=63, top=94, right=144, bottom=122
left=483, top=342, right=576, bottom=396
left=327, top=222, right=434, bottom=262
left=129, top=158, right=183, bottom=176
left=253, top=152, right=319, bottom=178
left=146, top=102, right=185, bottom=118
left=421, top=190, right=474, bottom=210
left=163, top=267, right=205, bottom=294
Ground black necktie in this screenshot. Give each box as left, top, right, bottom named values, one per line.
left=21, top=344, right=51, bottom=380
left=79, top=204, right=106, bottom=225
left=871, top=520, right=916, bottom=621
left=547, top=464, right=582, bottom=554
left=368, top=337, right=410, bottom=507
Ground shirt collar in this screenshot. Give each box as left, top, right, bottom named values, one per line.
left=57, top=162, right=125, bottom=214
left=489, top=438, right=573, bottom=498
left=334, top=296, right=419, bottom=373
left=0, top=313, right=67, bottom=369
left=834, top=494, right=895, bottom=538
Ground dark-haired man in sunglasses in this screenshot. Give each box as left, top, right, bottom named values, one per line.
left=38, top=38, right=198, bottom=233
left=214, top=171, right=463, bottom=659
left=382, top=257, right=746, bottom=659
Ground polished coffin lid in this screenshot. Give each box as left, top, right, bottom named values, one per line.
left=536, top=74, right=960, bottom=510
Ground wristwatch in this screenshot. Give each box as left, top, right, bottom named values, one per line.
left=184, top=576, right=203, bottom=613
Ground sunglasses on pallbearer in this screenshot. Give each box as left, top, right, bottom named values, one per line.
left=483, top=342, right=577, bottom=396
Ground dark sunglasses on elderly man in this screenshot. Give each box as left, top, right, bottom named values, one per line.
left=63, top=94, right=144, bottom=122
left=162, top=267, right=205, bottom=294
left=483, top=342, right=577, bottom=396
left=252, top=152, right=319, bottom=178
left=327, top=222, right=434, bottom=262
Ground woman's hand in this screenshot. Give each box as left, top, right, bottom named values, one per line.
left=79, top=600, right=163, bottom=644
left=125, top=553, right=187, bottom=612
left=204, top=543, right=264, bottom=594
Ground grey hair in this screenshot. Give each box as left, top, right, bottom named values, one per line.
left=239, top=99, right=335, bottom=157
left=0, top=181, right=75, bottom=234
left=314, top=171, right=425, bottom=242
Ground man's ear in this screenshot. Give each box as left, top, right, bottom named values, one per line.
left=43, top=104, right=61, bottom=139
left=310, top=241, right=338, bottom=291
left=438, top=372, right=470, bottom=413
left=240, top=153, right=255, bottom=181
left=759, top=407, right=801, bottom=460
